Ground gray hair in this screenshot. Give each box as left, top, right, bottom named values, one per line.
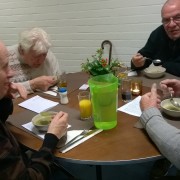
left=19, top=28, right=51, bottom=54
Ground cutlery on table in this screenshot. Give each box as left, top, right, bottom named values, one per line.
left=60, top=129, right=99, bottom=151
left=62, top=129, right=89, bottom=147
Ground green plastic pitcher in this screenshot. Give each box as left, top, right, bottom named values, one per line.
left=88, top=74, right=118, bottom=130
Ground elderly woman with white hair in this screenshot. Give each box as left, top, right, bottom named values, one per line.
left=8, top=28, right=61, bottom=94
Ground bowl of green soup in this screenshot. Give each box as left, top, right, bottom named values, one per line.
left=32, top=111, right=57, bottom=131
left=161, top=98, right=180, bottom=117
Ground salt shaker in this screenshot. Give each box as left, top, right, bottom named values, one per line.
left=59, top=88, right=69, bottom=104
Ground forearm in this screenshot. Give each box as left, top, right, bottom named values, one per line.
left=140, top=107, right=180, bottom=169
left=0, top=125, right=59, bottom=179
left=17, top=134, right=58, bottom=179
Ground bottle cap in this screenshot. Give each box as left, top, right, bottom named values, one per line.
left=59, top=87, right=67, bottom=93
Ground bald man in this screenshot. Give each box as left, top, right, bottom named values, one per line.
left=0, top=41, right=69, bottom=179
left=131, top=0, right=180, bottom=77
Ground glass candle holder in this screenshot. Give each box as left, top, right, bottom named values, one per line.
left=131, top=79, right=142, bottom=96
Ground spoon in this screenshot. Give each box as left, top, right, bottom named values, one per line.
left=153, top=59, right=162, bottom=66
left=145, top=58, right=162, bottom=66
left=169, top=91, right=180, bottom=108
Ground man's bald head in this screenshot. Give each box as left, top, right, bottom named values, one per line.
left=162, top=0, right=180, bottom=14
left=0, top=41, right=8, bottom=64
left=0, top=41, right=13, bottom=99
left=161, top=0, right=180, bottom=40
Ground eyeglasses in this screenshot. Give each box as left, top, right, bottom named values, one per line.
left=162, top=15, right=180, bottom=26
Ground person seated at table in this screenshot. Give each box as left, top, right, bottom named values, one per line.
left=0, top=41, right=69, bottom=179
left=8, top=27, right=61, bottom=94
left=131, top=0, right=180, bottom=76
left=140, top=80, right=180, bottom=178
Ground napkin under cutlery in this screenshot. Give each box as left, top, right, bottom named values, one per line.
left=59, top=129, right=102, bottom=153
left=22, top=122, right=103, bottom=153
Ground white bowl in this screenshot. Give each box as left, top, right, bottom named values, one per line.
left=161, top=98, right=180, bottom=117
left=144, top=66, right=166, bottom=78
left=32, top=111, right=57, bottom=131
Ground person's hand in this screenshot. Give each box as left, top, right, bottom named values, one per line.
left=7, top=83, right=27, bottom=99
left=47, top=111, right=68, bottom=139
left=140, top=83, right=161, bottom=111
left=160, top=79, right=180, bottom=97
left=131, top=53, right=146, bottom=67
left=30, top=76, right=57, bottom=91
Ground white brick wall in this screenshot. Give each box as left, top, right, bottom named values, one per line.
left=0, top=0, right=166, bottom=72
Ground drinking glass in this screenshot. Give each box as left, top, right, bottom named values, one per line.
left=121, top=78, right=132, bottom=102
left=57, top=71, right=67, bottom=90
left=78, top=91, right=92, bottom=120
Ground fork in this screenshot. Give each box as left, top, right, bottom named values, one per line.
left=62, top=129, right=89, bottom=148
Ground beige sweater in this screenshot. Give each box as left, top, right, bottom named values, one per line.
left=8, top=45, right=61, bottom=93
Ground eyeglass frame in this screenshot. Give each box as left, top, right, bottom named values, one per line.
left=162, top=14, right=180, bottom=26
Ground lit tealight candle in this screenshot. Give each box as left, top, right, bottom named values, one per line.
left=132, top=88, right=140, bottom=95
left=132, top=82, right=141, bottom=95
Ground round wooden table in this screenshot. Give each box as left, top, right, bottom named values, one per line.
left=9, top=71, right=173, bottom=179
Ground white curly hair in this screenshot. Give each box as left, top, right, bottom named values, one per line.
left=19, top=28, right=51, bottom=54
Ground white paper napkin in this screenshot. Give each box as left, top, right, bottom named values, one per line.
left=128, top=71, right=137, bottom=76
left=43, top=86, right=58, bottom=96
left=18, top=95, right=59, bottom=113
left=79, top=84, right=89, bottom=90
left=59, top=129, right=103, bottom=153
left=43, top=91, right=57, bottom=96
left=118, top=96, right=142, bottom=117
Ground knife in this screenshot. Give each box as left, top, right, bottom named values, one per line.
left=60, top=129, right=99, bottom=151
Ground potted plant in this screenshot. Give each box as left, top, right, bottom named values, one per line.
left=81, top=48, right=123, bottom=76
